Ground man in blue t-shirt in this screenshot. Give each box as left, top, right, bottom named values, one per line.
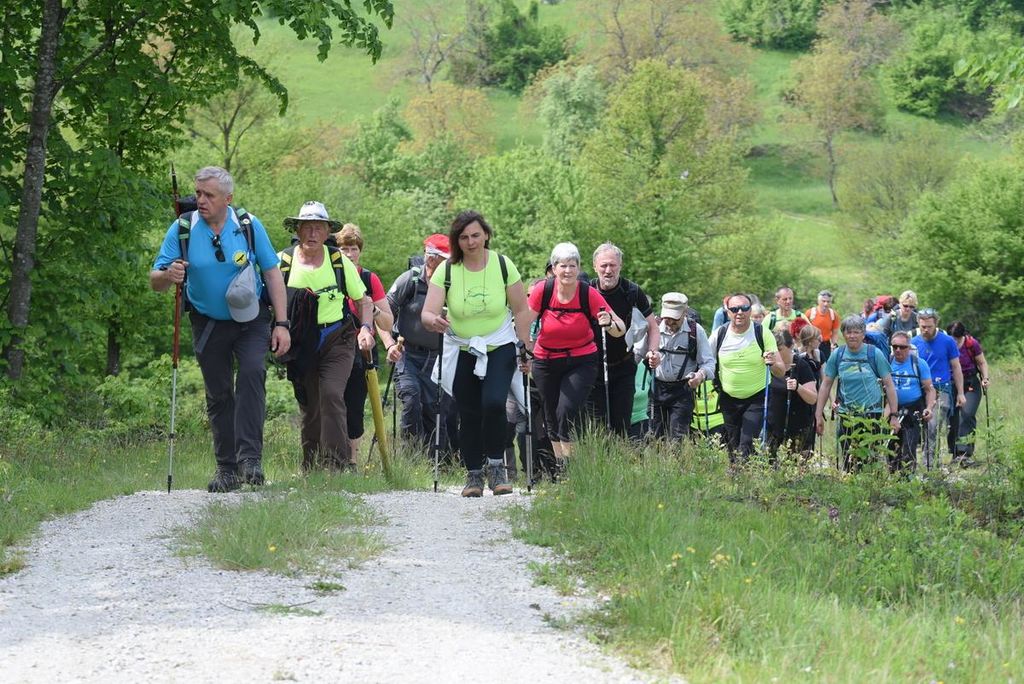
left=889, top=331, right=936, bottom=473
left=150, top=166, right=290, bottom=492
left=911, top=308, right=966, bottom=468
left=815, top=315, right=899, bottom=471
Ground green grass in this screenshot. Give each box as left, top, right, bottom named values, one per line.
left=517, top=364, right=1024, bottom=681
left=176, top=483, right=385, bottom=575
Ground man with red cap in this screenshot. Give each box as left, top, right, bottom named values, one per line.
left=385, top=234, right=457, bottom=452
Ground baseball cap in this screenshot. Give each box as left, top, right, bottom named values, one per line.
left=660, top=292, right=688, bottom=320
left=424, top=233, right=450, bottom=258
left=226, top=263, right=259, bottom=322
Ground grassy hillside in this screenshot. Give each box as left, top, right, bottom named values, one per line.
left=229, top=0, right=1009, bottom=316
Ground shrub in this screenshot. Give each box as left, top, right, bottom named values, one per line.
left=721, top=0, right=825, bottom=50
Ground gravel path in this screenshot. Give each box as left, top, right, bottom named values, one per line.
left=0, top=487, right=662, bottom=683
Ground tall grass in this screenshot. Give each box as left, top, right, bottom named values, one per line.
left=518, top=364, right=1024, bottom=682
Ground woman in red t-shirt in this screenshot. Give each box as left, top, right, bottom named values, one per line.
left=335, top=223, right=397, bottom=466
left=527, top=242, right=624, bottom=462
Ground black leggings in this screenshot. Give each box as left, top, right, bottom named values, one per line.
left=532, top=353, right=599, bottom=443
left=719, top=390, right=766, bottom=462
left=452, top=342, right=517, bottom=471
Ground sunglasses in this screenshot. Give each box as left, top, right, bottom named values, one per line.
left=891, top=344, right=910, bottom=350
left=211, top=234, right=225, bottom=262
left=901, top=303, right=916, bottom=309
left=919, top=307, right=938, bottom=317
left=727, top=304, right=752, bottom=313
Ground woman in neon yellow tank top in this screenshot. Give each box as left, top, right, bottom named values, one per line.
left=422, top=211, right=532, bottom=497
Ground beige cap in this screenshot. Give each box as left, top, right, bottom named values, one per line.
left=660, top=292, right=688, bottom=319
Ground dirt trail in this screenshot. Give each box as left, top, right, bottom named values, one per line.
left=0, top=488, right=662, bottom=683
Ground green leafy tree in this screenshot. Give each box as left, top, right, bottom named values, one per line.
left=576, top=60, right=755, bottom=303
left=838, top=124, right=958, bottom=238
left=786, top=46, right=885, bottom=207
left=450, top=0, right=568, bottom=93
left=533, top=64, right=606, bottom=163
left=456, top=146, right=584, bottom=277
left=900, top=143, right=1024, bottom=348
left=883, top=6, right=1009, bottom=118
left=1, top=0, right=395, bottom=380
left=956, top=45, right=1024, bottom=112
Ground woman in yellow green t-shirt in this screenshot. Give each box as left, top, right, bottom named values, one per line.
left=280, top=201, right=375, bottom=472
left=422, top=211, right=532, bottom=498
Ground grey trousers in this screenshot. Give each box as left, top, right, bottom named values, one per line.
left=191, top=307, right=272, bottom=472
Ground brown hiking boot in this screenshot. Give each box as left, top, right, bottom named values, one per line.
left=461, top=469, right=485, bottom=497
left=486, top=458, right=513, bottom=495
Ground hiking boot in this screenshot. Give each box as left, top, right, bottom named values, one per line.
left=461, top=469, right=485, bottom=498
left=239, top=459, right=265, bottom=486
left=207, top=468, right=240, bottom=493
left=486, top=458, right=513, bottom=495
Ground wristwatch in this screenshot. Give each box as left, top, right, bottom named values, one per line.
left=273, top=320, right=290, bottom=328
left=361, top=322, right=373, bottom=332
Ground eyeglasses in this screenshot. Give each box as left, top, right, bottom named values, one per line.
left=891, top=344, right=910, bottom=350
left=727, top=304, right=752, bottom=313
left=211, top=234, right=225, bottom=262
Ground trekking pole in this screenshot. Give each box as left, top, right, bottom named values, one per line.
left=167, top=163, right=183, bottom=494
left=367, top=343, right=397, bottom=465
left=521, top=348, right=534, bottom=493
left=760, top=364, right=771, bottom=449
left=983, top=385, right=990, bottom=457
left=600, top=307, right=611, bottom=430
left=783, top=364, right=793, bottom=442
left=433, top=326, right=444, bottom=494
left=167, top=283, right=182, bottom=493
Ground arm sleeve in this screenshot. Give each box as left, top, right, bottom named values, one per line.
left=589, top=287, right=610, bottom=320
left=695, top=324, right=715, bottom=382
left=152, top=221, right=183, bottom=270
left=527, top=280, right=544, bottom=313
left=633, top=283, right=654, bottom=317
left=252, top=216, right=281, bottom=271
left=369, top=271, right=387, bottom=302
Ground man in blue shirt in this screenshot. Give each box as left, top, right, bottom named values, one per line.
left=889, top=331, right=936, bottom=473
left=815, top=315, right=899, bottom=472
left=911, top=308, right=966, bottom=469
left=150, top=166, right=290, bottom=492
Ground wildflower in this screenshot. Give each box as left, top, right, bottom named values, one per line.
left=745, top=577, right=752, bottom=584
left=686, top=547, right=696, bottom=554
left=954, top=616, right=965, bottom=625
left=671, top=552, right=683, bottom=561
left=751, top=561, right=757, bottom=567
left=268, top=545, right=277, bottom=552
left=657, top=502, right=665, bottom=510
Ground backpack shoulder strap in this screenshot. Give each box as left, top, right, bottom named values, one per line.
left=327, top=247, right=349, bottom=299
left=687, top=318, right=697, bottom=360
left=498, top=253, right=508, bottom=285
left=235, top=207, right=255, bottom=253
left=279, top=246, right=295, bottom=286
left=579, top=279, right=593, bottom=322
left=539, top=277, right=555, bottom=316
left=443, top=260, right=452, bottom=297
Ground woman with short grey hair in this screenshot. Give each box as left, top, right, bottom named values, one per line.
left=526, top=242, right=624, bottom=465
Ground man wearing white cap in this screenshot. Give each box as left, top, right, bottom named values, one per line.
left=385, top=234, right=457, bottom=451
left=150, top=166, right=290, bottom=492
left=652, top=292, right=715, bottom=440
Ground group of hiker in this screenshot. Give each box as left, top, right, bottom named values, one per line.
left=151, top=167, right=992, bottom=495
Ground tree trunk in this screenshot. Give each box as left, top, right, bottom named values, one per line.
left=106, top=317, right=121, bottom=376
left=4, top=0, right=64, bottom=379
left=825, top=135, right=839, bottom=208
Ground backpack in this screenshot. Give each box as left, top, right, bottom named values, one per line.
left=710, top=323, right=765, bottom=392
left=805, top=306, right=836, bottom=326
left=888, top=352, right=922, bottom=386
left=176, top=207, right=260, bottom=309
left=537, top=277, right=595, bottom=321
left=589, top=277, right=648, bottom=360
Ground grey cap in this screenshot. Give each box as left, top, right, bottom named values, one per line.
left=226, top=263, right=260, bottom=322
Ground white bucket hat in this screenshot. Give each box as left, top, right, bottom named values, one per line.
left=283, top=200, right=341, bottom=231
